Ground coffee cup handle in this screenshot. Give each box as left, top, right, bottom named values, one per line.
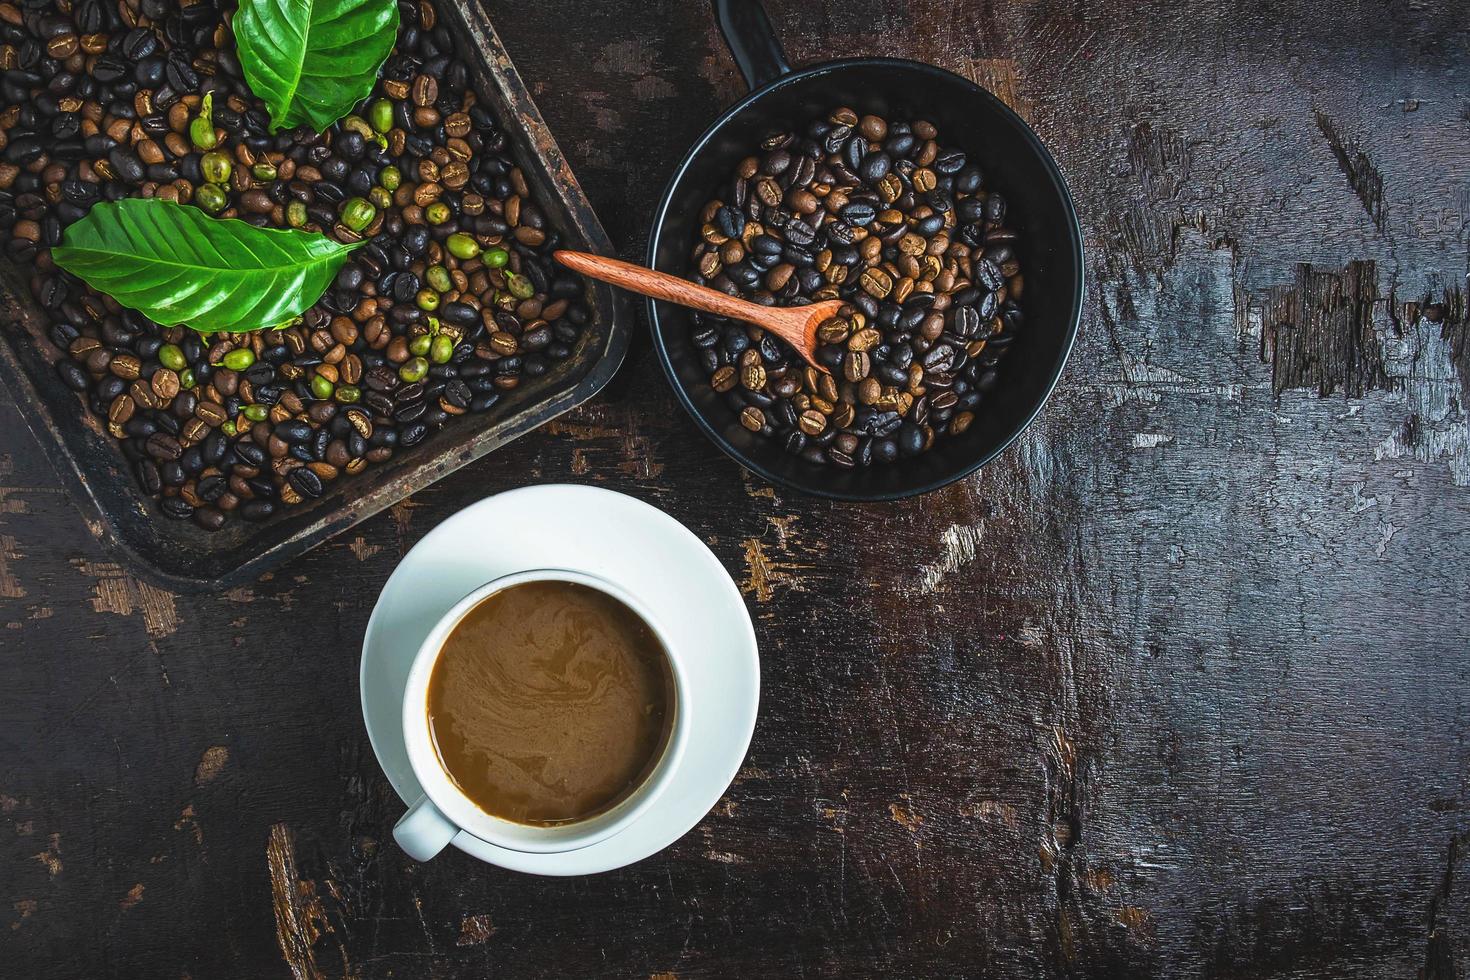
left=393, top=796, right=459, bottom=861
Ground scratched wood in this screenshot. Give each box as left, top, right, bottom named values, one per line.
left=2, top=0, right=1469, bottom=977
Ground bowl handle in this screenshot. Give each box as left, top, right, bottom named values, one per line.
left=712, top=0, right=791, bottom=91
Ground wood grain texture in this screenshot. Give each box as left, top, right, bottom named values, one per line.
left=2, top=0, right=1469, bottom=977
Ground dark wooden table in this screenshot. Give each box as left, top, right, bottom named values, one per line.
left=4, top=0, right=1469, bottom=976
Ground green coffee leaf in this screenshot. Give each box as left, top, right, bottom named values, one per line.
left=51, top=199, right=360, bottom=334
left=234, top=0, right=399, bottom=134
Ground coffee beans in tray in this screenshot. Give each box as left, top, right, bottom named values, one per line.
left=688, top=108, right=1022, bottom=468
left=0, top=0, right=588, bottom=530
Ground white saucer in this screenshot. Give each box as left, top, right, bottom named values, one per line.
left=359, top=484, right=760, bottom=875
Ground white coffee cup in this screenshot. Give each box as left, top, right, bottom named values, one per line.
left=392, top=568, right=690, bottom=861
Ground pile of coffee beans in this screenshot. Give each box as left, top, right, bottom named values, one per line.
left=0, top=0, right=587, bottom=530
left=688, top=108, right=1022, bottom=468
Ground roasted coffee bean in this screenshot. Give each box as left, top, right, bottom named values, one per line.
left=108, top=394, right=135, bottom=426
left=276, top=420, right=313, bottom=444
left=145, top=432, right=182, bottom=460
left=951, top=305, right=982, bottom=337
left=196, top=475, right=226, bottom=502
left=716, top=205, right=745, bottom=239
left=741, top=362, right=767, bottom=391
left=784, top=219, right=817, bottom=247
left=287, top=466, right=323, bottom=499
left=860, top=152, right=891, bottom=183
left=344, top=408, right=373, bottom=439
left=934, top=148, right=967, bottom=174
left=441, top=380, right=471, bottom=409
left=839, top=201, right=876, bottom=226
left=58, top=361, right=89, bottom=391
left=897, top=422, right=925, bottom=456
left=202, top=430, right=229, bottom=466
left=234, top=442, right=267, bottom=468
left=440, top=302, right=478, bottom=328
left=151, top=368, right=180, bottom=401
left=240, top=499, right=275, bottom=522
left=922, top=344, right=957, bottom=372
left=194, top=401, right=227, bottom=426
left=400, top=420, right=429, bottom=446
left=134, top=458, right=162, bottom=494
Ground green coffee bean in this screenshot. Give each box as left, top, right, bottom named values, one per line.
left=341, top=115, right=375, bottom=141
left=369, top=98, right=395, bottom=134
left=158, top=343, right=186, bottom=371
left=369, top=187, right=391, bottom=209
left=251, top=163, right=278, bottom=181
left=179, top=368, right=195, bottom=390
left=482, top=246, right=510, bottom=269
left=378, top=165, right=401, bottom=191
left=398, top=356, right=429, bottom=383
left=426, top=265, right=452, bottom=292
left=416, top=289, right=440, bottom=311
left=506, top=273, right=535, bottom=300
left=334, top=384, right=361, bottom=404
left=340, top=197, right=376, bottom=232
left=189, top=92, right=217, bottom=149
left=430, top=334, right=454, bottom=364
left=201, top=150, right=232, bottom=184
left=409, top=333, right=433, bottom=357
left=446, top=233, right=481, bottom=260
left=425, top=202, right=450, bottom=225
left=287, top=201, right=308, bottom=227
left=310, top=374, right=334, bottom=400
left=220, top=420, right=237, bottom=437
left=243, top=404, right=268, bottom=421
left=190, top=117, right=217, bottom=150
left=222, top=348, right=256, bottom=371
left=195, top=183, right=227, bottom=214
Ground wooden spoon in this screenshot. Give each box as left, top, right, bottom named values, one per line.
left=554, top=249, right=840, bottom=371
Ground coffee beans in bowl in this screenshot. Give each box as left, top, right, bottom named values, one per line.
left=686, top=108, right=1023, bottom=470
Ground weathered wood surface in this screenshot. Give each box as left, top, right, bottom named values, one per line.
left=3, top=0, right=1469, bottom=976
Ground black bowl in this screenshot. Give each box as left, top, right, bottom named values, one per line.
left=646, top=1, right=1084, bottom=501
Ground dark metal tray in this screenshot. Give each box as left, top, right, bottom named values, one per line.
left=0, top=1, right=629, bottom=592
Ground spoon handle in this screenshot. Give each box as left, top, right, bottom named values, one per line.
left=553, top=250, right=776, bottom=327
